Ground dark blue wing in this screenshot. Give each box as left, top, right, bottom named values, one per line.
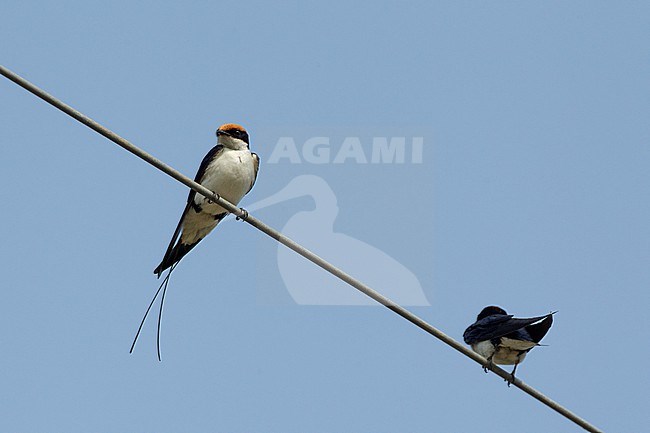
left=153, top=144, right=224, bottom=276
left=463, top=314, right=551, bottom=344
left=186, top=144, right=224, bottom=203
left=463, top=314, right=513, bottom=344
left=247, top=152, right=260, bottom=194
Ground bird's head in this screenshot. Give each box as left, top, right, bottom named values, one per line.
left=476, top=305, right=507, bottom=321
left=216, top=123, right=250, bottom=150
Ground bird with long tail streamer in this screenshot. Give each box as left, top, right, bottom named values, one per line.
left=130, top=123, right=259, bottom=360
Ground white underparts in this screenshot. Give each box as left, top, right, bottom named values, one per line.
left=180, top=147, right=257, bottom=245
left=472, top=338, right=537, bottom=365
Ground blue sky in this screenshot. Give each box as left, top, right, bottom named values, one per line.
left=1, top=2, right=647, bottom=432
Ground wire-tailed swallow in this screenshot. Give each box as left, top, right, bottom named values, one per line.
left=154, top=123, right=260, bottom=275
left=463, top=305, right=554, bottom=385
left=131, top=123, right=259, bottom=359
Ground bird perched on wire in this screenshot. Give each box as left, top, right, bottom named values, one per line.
left=131, top=123, right=260, bottom=359
left=153, top=123, right=260, bottom=276
left=463, top=306, right=554, bottom=385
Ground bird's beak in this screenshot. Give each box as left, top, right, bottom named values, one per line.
left=216, top=129, right=229, bottom=137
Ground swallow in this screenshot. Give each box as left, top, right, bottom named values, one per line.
left=130, top=123, right=259, bottom=359
left=463, top=306, right=554, bottom=385
left=153, top=123, right=259, bottom=275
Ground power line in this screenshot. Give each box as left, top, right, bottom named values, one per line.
left=0, top=65, right=604, bottom=433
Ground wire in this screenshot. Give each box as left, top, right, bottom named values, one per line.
left=0, top=65, right=604, bottom=433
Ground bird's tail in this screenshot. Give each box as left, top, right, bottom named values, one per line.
left=153, top=241, right=198, bottom=277
left=527, top=313, right=554, bottom=343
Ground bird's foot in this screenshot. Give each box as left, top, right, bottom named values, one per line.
left=207, top=192, right=220, bottom=204
left=506, top=365, right=518, bottom=387
left=483, top=357, right=494, bottom=374
left=236, top=208, right=249, bottom=221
